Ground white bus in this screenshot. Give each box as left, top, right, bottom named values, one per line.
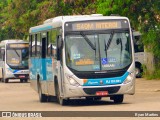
left=133, top=31, right=144, bottom=77
left=29, top=14, right=135, bottom=105
left=0, top=40, right=29, bottom=83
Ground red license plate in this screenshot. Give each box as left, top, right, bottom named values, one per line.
left=96, top=91, right=108, bottom=96
left=19, top=75, right=25, bottom=78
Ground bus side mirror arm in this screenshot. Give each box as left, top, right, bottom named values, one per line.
left=57, top=35, right=63, bottom=49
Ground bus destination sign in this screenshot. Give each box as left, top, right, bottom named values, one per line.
left=8, top=44, right=29, bottom=48
left=72, top=21, right=121, bottom=31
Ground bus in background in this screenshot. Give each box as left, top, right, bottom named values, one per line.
left=0, top=40, right=29, bottom=83
left=29, top=14, right=135, bottom=105
left=133, top=31, right=144, bottom=77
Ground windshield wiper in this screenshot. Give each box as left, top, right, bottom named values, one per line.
left=80, top=32, right=96, bottom=50
left=14, top=49, right=20, bottom=58
left=105, top=31, right=114, bottom=51
left=104, top=31, right=114, bottom=59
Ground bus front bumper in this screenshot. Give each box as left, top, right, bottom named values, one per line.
left=5, top=74, right=29, bottom=80
left=63, top=81, right=135, bottom=98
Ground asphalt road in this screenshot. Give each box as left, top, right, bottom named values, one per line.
left=0, top=78, right=160, bottom=120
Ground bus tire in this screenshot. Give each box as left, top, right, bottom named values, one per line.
left=55, top=81, right=67, bottom=105
left=20, top=79, right=24, bottom=83
left=4, top=78, right=9, bottom=83
left=24, top=79, right=28, bottom=83
left=0, top=69, right=2, bottom=82
left=20, top=79, right=28, bottom=83
left=1, top=77, right=4, bottom=82
left=86, top=97, right=102, bottom=101
left=135, top=66, right=142, bottom=78
left=1, top=69, right=4, bottom=82
left=111, top=95, right=124, bottom=103
left=38, top=81, right=48, bottom=102
left=94, top=97, right=102, bottom=101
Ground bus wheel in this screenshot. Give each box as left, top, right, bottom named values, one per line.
left=0, top=75, right=2, bottom=82
left=20, top=79, right=24, bottom=83
left=94, top=97, right=102, bottom=101
left=20, top=79, right=28, bottom=83
left=1, top=69, right=4, bottom=82
left=0, top=77, right=3, bottom=82
left=86, top=97, right=102, bottom=101
left=24, top=79, right=28, bottom=83
left=55, top=82, right=67, bottom=105
left=86, top=97, right=94, bottom=101
left=1, top=77, right=4, bottom=82
left=111, top=95, right=124, bottom=103
left=38, top=82, right=48, bottom=102
left=4, top=78, right=9, bottom=83
left=135, top=67, right=142, bottom=78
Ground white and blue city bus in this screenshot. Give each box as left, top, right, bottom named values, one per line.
left=29, top=14, right=135, bottom=105
left=0, top=40, right=29, bottom=83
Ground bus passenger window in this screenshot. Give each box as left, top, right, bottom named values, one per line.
left=49, top=29, right=57, bottom=58
left=31, top=35, right=36, bottom=57
left=29, top=35, right=32, bottom=57
left=0, top=49, right=3, bottom=61
left=37, top=33, right=41, bottom=57
left=42, top=38, right=47, bottom=58
left=134, top=36, right=144, bottom=53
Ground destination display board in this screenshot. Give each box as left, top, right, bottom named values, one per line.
left=7, top=43, right=29, bottom=49
left=65, top=20, right=129, bottom=31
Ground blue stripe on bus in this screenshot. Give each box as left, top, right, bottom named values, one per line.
left=31, top=25, right=53, bottom=33
left=83, top=72, right=129, bottom=86
left=29, top=57, right=129, bottom=85
left=29, top=58, right=53, bottom=81
left=13, top=70, right=20, bottom=73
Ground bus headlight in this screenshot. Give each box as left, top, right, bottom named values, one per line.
left=65, top=74, right=80, bottom=86
left=123, top=72, right=134, bottom=84
left=6, top=68, right=13, bottom=75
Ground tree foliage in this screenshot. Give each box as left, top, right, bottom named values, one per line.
left=97, top=0, right=160, bottom=77
left=0, top=0, right=159, bottom=77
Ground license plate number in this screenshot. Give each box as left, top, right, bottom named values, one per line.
left=19, top=75, right=25, bottom=78
left=96, top=91, right=108, bottom=96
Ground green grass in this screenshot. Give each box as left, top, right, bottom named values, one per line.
left=143, top=69, right=160, bottom=80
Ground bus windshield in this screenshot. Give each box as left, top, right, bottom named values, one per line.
left=6, top=44, right=29, bottom=69
left=65, top=31, right=132, bottom=71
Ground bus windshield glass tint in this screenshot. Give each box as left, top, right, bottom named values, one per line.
left=6, top=45, right=29, bottom=69
left=65, top=31, right=132, bottom=71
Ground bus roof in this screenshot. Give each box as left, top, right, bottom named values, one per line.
left=133, top=31, right=141, bottom=36
left=29, top=14, right=130, bottom=34
left=0, top=40, right=28, bottom=47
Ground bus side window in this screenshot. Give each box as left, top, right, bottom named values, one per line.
left=37, top=33, right=41, bottom=57
left=49, top=44, right=56, bottom=58
left=35, top=34, right=37, bottom=57
left=56, top=28, right=63, bottom=61
left=31, top=35, right=36, bottom=57
left=0, top=49, right=5, bottom=61
left=0, top=48, right=3, bottom=61
left=57, top=35, right=63, bottom=61
left=41, top=32, right=47, bottom=58
left=134, top=36, right=144, bottom=53
left=3, top=51, right=5, bottom=61
left=49, top=29, right=57, bottom=58
left=29, top=35, right=32, bottom=57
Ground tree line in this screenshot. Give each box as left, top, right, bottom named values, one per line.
left=0, top=0, right=159, bottom=78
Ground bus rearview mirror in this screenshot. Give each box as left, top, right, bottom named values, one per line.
left=57, top=35, right=63, bottom=49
